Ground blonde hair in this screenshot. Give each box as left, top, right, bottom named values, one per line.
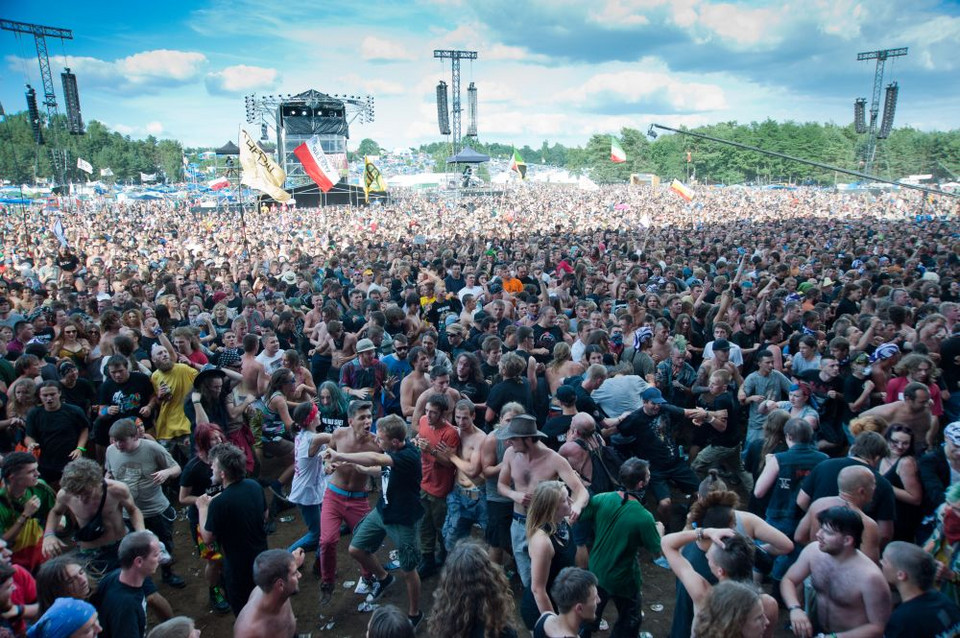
left=525, top=481, right=566, bottom=541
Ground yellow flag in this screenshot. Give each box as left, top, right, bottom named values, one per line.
left=239, top=129, right=291, bottom=202
left=363, top=156, right=387, bottom=202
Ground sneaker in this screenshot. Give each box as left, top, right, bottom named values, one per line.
left=653, top=555, right=670, bottom=569
left=355, top=577, right=375, bottom=595
left=162, top=571, right=186, bottom=589
left=408, top=611, right=424, bottom=629
left=319, top=582, right=334, bottom=605
left=210, top=586, right=231, bottom=614
left=365, top=573, right=395, bottom=602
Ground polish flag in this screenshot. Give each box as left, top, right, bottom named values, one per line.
left=208, top=177, right=230, bottom=190
left=294, top=136, right=339, bottom=192
left=670, top=178, right=694, bottom=201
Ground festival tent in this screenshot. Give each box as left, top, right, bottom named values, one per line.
left=445, top=147, right=490, bottom=164
left=215, top=141, right=240, bottom=155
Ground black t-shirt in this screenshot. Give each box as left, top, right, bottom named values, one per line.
left=61, top=379, right=96, bottom=416
left=796, top=370, right=845, bottom=443
left=380, top=443, right=424, bottom=525
left=618, top=404, right=686, bottom=470
left=179, top=456, right=212, bottom=524
left=532, top=325, right=564, bottom=363
left=885, top=590, right=960, bottom=638
left=320, top=413, right=347, bottom=434
left=451, top=376, right=490, bottom=406
left=97, top=372, right=156, bottom=434
left=487, top=378, right=534, bottom=418
left=93, top=568, right=147, bottom=638
left=695, top=391, right=741, bottom=448
left=542, top=414, right=573, bottom=451
left=800, top=457, right=896, bottom=522
left=669, top=539, right=718, bottom=638
left=25, top=404, right=89, bottom=480
left=205, top=478, right=267, bottom=590
left=444, top=275, right=466, bottom=294
left=480, top=361, right=500, bottom=386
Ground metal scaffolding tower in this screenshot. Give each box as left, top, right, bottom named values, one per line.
left=433, top=49, right=477, bottom=156
left=856, top=47, right=907, bottom=175
left=1, top=19, right=74, bottom=186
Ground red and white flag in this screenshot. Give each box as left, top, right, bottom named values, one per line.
left=294, top=136, right=339, bottom=192
left=208, top=177, right=230, bottom=190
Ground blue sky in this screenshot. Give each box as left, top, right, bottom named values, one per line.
left=1, top=0, right=958, bottom=152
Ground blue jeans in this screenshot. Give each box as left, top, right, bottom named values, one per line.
left=442, top=485, right=487, bottom=552
left=288, top=503, right=321, bottom=553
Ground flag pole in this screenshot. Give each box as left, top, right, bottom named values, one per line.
left=236, top=126, right=250, bottom=256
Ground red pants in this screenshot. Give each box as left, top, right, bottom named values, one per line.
left=319, top=488, right=372, bottom=585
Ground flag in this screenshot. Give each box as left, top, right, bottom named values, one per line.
left=77, top=158, right=93, bottom=174
left=670, top=178, right=694, bottom=201
left=293, top=136, right=339, bottom=192
left=610, top=137, right=626, bottom=163
left=208, top=177, right=230, bottom=190
left=52, top=218, right=68, bottom=247
left=239, top=129, right=290, bottom=202
left=510, top=149, right=527, bottom=180
left=363, top=156, right=387, bottom=202
left=140, top=172, right=156, bottom=182
left=100, top=168, right=113, bottom=177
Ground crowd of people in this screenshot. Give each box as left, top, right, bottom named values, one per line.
left=0, top=181, right=957, bottom=637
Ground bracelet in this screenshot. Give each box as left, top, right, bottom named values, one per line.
left=788, top=605, right=803, bottom=612
left=43, top=532, right=56, bottom=538
left=76, top=446, right=86, bottom=452
left=696, top=528, right=703, bottom=542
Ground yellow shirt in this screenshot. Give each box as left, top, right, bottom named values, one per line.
left=151, top=363, right=198, bottom=440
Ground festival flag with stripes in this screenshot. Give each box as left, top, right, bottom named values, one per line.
left=610, top=137, right=626, bottom=163
left=208, top=177, right=230, bottom=190
left=510, top=149, right=527, bottom=180
left=670, top=178, right=694, bottom=201
left=294, top=136, right=340, bottom=193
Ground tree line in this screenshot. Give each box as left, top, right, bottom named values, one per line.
left=416, top=120, right=960, bottom=185
left=0, top=109, right=957, bottom=186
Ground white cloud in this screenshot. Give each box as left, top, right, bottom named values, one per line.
left=360, top=36, right=417, bottom=62
left=109, top=123, right=135, bottom=136
left=696, top=3, right=784, bottom=47
left=205, top=65, right=280, bottom=95
left=5, top=51, right=206, bottom=94
left=118, top=50, right=206, bottom=82
left=562, top=69, right=727, bottom=113
left=587, top=0, right=653, bottom=28
left=145, top=121, right=164, bottom=135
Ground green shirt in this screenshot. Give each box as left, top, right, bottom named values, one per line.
left=580, top=491, right=661, bottom=597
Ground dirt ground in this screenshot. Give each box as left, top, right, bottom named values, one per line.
left=148, top=491, right=795, bottom=638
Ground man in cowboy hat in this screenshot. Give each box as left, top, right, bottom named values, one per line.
left=497, top=413, right=589, bottom=588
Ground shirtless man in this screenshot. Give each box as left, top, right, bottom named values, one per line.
left=497, top=413, right=589, bottom=588
left=480, top=402, right=526, bottom=566
left=438, top=399, right=488, bottom=551
left=235, top=548, right=304, bottom=638
left=316, top=400, right=381, bottom=604
left=861, top=381, right=937, bottom=455
left=781, top=506, right=891, bottom=638
left=325, top=320, right=358, bottom=380
left=794, top=465, right=881, bottom=562
left=410, top=367, right=462, bottom=433
left=42, top=457, right=145, bottom=570
left=240, top=333, right=269, bottom=398
left=400, top=347, right=431, bottom=420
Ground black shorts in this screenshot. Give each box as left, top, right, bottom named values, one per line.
left=649, top=462, right=700, bottom=502
left=484, top=500, right=514, bottom=550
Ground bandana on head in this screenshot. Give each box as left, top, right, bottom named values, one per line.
left=633, top=327, right=653, bottom=350
left=869, top=343, right=900, bottom=363
left=27, top=597, right=96, bottom=638
left=944, top=422, right=960, bottom=447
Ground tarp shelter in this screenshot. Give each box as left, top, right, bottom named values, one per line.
left=216, top=141, right=240, bottom=155
left=445, top=147, right=490, bottom=164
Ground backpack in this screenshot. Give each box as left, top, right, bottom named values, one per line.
left=573, top=436, right=626, bottom=494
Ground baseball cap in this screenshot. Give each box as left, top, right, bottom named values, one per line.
left=641, top=387, right=667, bottom=404
left=713, top=339, right=731, bottom=351
left=555, top=385, right=576, bottom=405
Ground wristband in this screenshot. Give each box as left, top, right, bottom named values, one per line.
left=788, top=605, right=803, bottom=612
left=76, top=446, right=86, bottom=452
left=696, top=528, right=703, bottom=542
left=99, top=406, right=110, bottom=417
left=43, top=532, right=56, bottom=538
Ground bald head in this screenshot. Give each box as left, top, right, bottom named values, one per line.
left=570, top=412, right=597, bottom=439
left=838, top=464, right=875, bottom=503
